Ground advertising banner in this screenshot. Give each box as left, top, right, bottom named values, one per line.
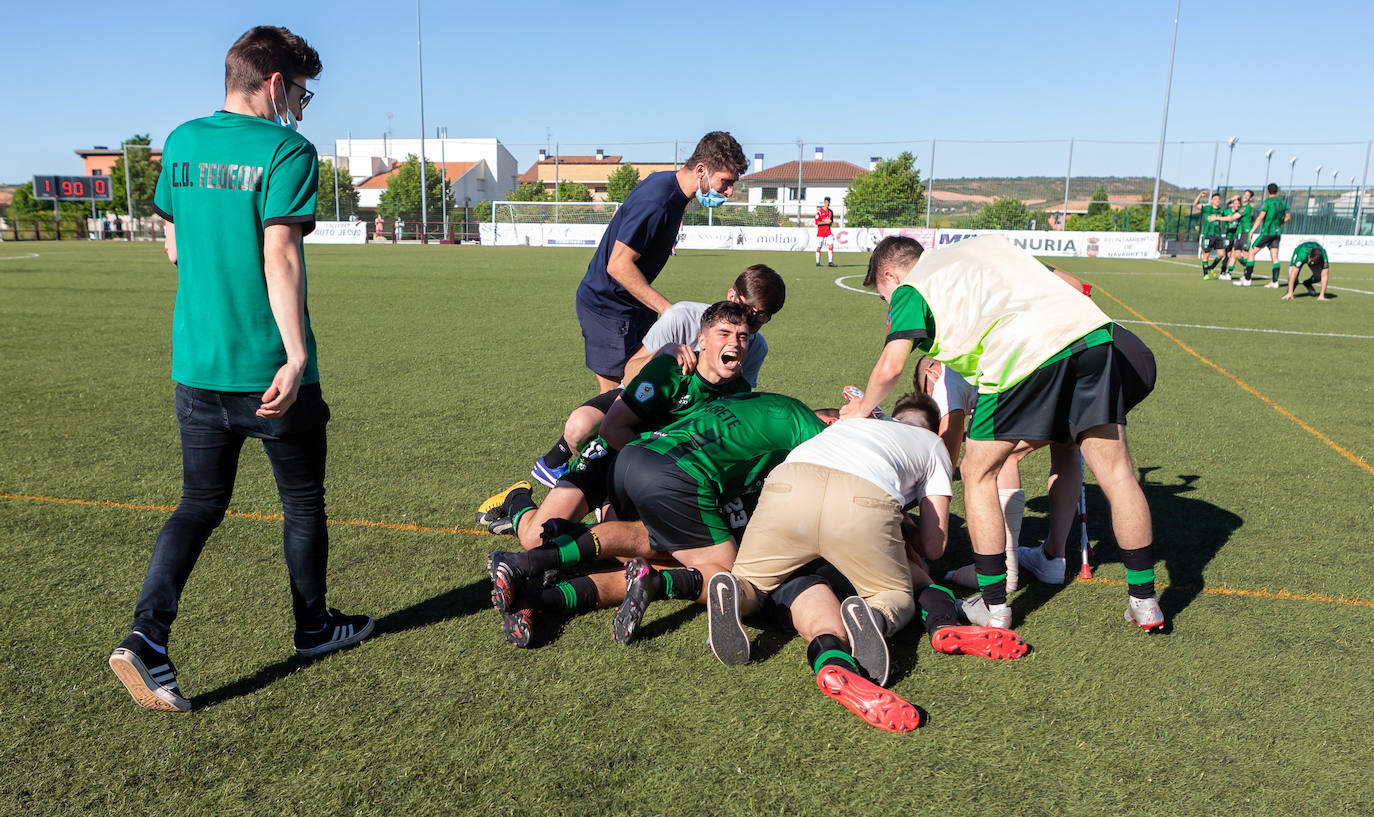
left=304, top=220, right=368, bottom=245
left=929, top=229, right=1160, bottom=259
left=1274, top=234, right=1374, bottom=264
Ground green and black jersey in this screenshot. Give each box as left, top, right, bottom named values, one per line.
left=633, top=392, right=826, bottom=502
left=1257, top=197, right=1288, bottom=236
left=620, top=353, right=751, bottom=432
left=885, top=285, right=937, bottom=351
left=1223, top=207, right=1240, bottom=237
left=153, top=110, right=319, bottom=391
left=1235, top=203, right=1254, bottom=235
left=1200, top=204, right=1224, bottom=237
left=1290, top=241, right=1326, bottom=269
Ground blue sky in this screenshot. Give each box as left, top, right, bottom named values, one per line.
left=5, top=0, right=1371, bottom=192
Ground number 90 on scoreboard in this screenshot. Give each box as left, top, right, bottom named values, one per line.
left=33, top=175, right=114, bottom=201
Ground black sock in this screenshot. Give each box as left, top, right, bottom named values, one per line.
left=1244, top=262, right=1254, bottom=280
left=660, top=567, right=703, bottom=601
left=521, top=526, right=600, bottom=575
left=1121, top=545, right=1157, bottom=599
left=807, top=633, right=858, bottom=675
left=538, top=576, right=599, bottom=614
left=1205, top=257, right=1221, bottom=271
left=1271, top=264, right=1280, bottom=283
left=507, top=487, right=537, bottom=531
left=973, top=551, right=1009, bottom=606
left=918, top=584, right=960, bottom=637
left=541, top=437, right=575, bottom=470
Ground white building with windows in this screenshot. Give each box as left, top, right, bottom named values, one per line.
left=328, top=137, right=519, bottom=208
left=738, top=147, right=869, bottom=224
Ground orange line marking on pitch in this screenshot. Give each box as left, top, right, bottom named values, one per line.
left=1090, top=283, right=1374, bottom=478
left=5, top=491, right=1374, bottom=609
left=0, top=492, right=490, bottom=537
left=1073, top=575, right=1374, bottom=609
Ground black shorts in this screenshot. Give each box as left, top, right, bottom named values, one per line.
left=1203, top=236, right=1227, bottom=252
left=968, top=330, right=1154, bottom=443
left=609, top=445, right=732, bottom=551
left=576, top=301, right=656, bottom=380
left=1252, top=234, right=1281, bottom=251
left=579, top=388, right=622, bottom=413
left=1225, top=236, right=1243, bottom=251
left=559, top=445, right=618, bottom=510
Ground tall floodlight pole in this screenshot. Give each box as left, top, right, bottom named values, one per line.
left=439, top=126, right=448, bottom=240
left=1063, top=138, right=1074, bottom=229
left=1288, top=157, right=1297, bottom=190
left=1148, top=0, right=1182, bottom=233
left=796, top=140, right=804, bottom=226
left=333, top=161, right=340, bottom=221
left=1264, top=148, right=1274, bottom=191
left=416, top=0, right=428, bottom=242
left=1207, top=141, right=1219, bottom=195
left=1356, top=141, right=1371, bottom=235
left=1224, top=137, right=1238, bottom=197
left=926, top=139, right=935, bottom=228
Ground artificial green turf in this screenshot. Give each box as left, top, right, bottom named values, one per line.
left=1, top=243, right=1372, bottom=816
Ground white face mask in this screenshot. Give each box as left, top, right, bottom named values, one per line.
left=270, top=78, right=299, bottom=131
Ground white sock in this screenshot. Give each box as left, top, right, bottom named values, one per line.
left=999, top=488, right=1025, bottom=591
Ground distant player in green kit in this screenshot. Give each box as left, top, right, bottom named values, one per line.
left=109, top=26, right=372, bottom=713
left=1222, top=189, right=1256, bottom=285
left=1249, top=183, right=1291, bottom=288
left=1192, top=191, right=1227, bottom=278
left=1282, top=241, right=1331, bottom=301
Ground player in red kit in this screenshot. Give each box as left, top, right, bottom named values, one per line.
left=815, top=196, right=836, bottom=267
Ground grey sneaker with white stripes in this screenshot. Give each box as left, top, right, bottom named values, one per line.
left=109, top=632, right=191, bottom=712
left=294, top=608, right=375, bottom=656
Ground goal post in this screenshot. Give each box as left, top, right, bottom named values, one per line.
left=489, top=200, right=620, bottom=228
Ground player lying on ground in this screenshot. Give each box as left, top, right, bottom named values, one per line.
left=705, top=392, right=1026, bottom=731
left=476, top=301, right=755, bottom=553
left=485, top=393, right=833, bottom=647
left=1282, top=241, right=1331, bottom=301
left=847, top=234, right=1164, bottom=632
left=529, top=265, right=785, bottom=487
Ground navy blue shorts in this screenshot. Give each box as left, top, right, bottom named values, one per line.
left=576, top=300, right=656, bottom=380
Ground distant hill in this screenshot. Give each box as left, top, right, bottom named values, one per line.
left=932, top=176, right=1189, bottom=206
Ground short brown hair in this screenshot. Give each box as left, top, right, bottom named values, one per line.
left=1307, top=247, right=1326, bottom=270
left=685, top=132, right=748, bottom=177
left=700, top=300, right=752, bottom=333
left=225, top=26, right=322, bottom=96
left=733, top=264, right=786, bottom=315
left=864, top=236, right=924, bottom=287
left=891, top=391, right=940, bottom=431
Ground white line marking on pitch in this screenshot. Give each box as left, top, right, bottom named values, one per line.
left=836, top=275, right=1369, bottom=339
left=1113, top=319, right=1373, bottom=340
left=0, top=253, right=40, bottom=261
left=1159, top=258, right=1374, bottom=293
left=835, top=275, right=879, bottom=296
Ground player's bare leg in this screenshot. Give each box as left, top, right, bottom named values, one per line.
left=1317, top=269, right=1330, bottom=300
left=1077, top=423, right=1163, bottom=631
left=959, top=438, right=1018, bottom=626
left=593, top=373, right=620, bottom=393
left=561, top=405, right=607, bottom=454
left=614, top=539, right=736, bottom=643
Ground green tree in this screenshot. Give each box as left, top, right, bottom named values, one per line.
left=377, top=154, right=446, bottom=222
left=508, top=181, right=549, bottom=202
left=315, top=159, right=359, bottom=220
left=473, top=200, right=493, bottom=221
left=969, top=196, right=1032, bottom=230
left=553, top=180, right=592, bottom=202
left=1087, top=185, right=1110, bottom=218
left=106, top=134, right=160, bottom=217
left=843, top=152, right=925, bottom=227
left=606, top=164, right=641, bottom=202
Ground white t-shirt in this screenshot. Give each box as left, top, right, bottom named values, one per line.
left=635, top=300, right=768, bottom=387
left=928, top=363, right=974, bottom=418
left=783, top=417, right=953, bottom=506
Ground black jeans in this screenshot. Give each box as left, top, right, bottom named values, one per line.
left=131, top=383, right=331, bottom=643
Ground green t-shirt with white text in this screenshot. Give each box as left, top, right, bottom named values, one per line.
left=153, top=110, right=319, bottom=391
left=621, top=353, right=751, bottom=433
left=1258, top=197, right=1288, bottom=236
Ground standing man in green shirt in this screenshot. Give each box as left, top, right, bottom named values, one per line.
left=108, top=26, right=372, bottom=714
left=1220, top=189, right=1256, bottom=285
left=1250, top=183, right=1291, bottom=288
left=1192, top=191, right=1228, bottom=278
left=845, top=235, right=1162, bottom=634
